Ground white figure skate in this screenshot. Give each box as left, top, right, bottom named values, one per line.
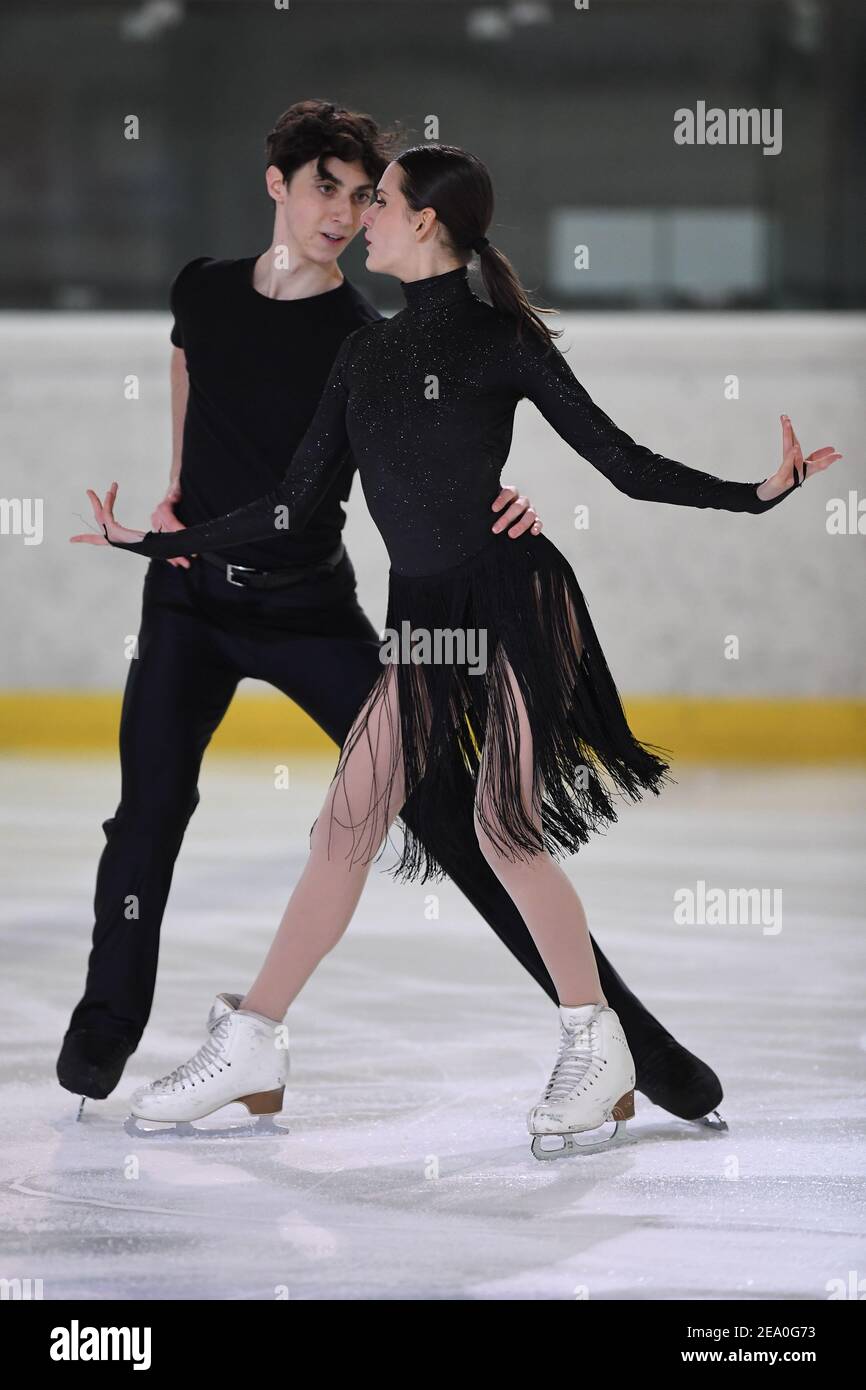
left=124, top=992, right=290, bottom=1140
left=528, top=1002, right=636, bottom=1159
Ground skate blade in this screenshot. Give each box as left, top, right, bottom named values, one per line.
left=123, top=1109, right=290, bottom=1141
left=696, top=1109, right=729, bottom=1132
left=530, top=1118, right=630, bottom=1160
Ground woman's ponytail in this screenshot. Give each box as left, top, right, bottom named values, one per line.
left=396, top=144, right=562, bottom=351
left=474, top=241, right=562, bottom=350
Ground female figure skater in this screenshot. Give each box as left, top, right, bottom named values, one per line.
left=75, top=145, right=840, bottom=1158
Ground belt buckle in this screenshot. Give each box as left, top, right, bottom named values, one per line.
left=225, top=563, right=257, bottom=587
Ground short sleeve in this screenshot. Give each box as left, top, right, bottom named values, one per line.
left=168, top=264, right=186, bottom=348
left=168, top=257, right=209, bottom=350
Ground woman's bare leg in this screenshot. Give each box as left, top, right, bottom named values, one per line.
left=241, top=668, right=407, bottom=1021
left=473, top=654, right=606, bottom=1008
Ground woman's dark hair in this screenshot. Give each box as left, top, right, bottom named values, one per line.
left=265, top=99, right=401, bottom=194
left=395, top=143, right=562, bottom=350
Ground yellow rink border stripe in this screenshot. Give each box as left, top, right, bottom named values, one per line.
left=0, top=693, right=864, bottom=762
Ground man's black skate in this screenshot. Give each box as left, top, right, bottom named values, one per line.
left=634, top=1035, right=728, bottom=1129
left=56, top=1029, right=136, bottom=1102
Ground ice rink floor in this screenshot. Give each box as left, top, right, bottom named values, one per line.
left=1, top=754, right=863, bottom=1301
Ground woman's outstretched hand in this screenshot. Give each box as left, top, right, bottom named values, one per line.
left=70, top=482, right=146, bottom=548
left=756, top=416, right=842, bottom=503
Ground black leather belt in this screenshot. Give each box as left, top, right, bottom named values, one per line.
left=199, top=542, right=345, bottom=590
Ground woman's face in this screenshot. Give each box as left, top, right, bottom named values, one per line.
left=361, top=160, right=433, bottom=277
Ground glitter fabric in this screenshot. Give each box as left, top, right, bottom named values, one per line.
left=108, top=263, right=796, bottom=574
left=104, top=266, right=800, bottom=881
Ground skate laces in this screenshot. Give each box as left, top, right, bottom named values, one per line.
left=153, top=1013, right=234, bottom=1092
left=543, top=1017, right=604, bottom=1103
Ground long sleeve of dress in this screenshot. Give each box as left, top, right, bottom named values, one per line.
left=105, top=332, right=356, bottom=558
left=513, top=334, right=799, bottom=514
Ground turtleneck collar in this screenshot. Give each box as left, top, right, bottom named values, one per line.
left=399, top=264, right=475, bottom=315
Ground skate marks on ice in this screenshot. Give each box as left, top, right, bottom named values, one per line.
left=2, top=760, right=865, bottom=1296
left=3, top=1072, right=864, bottom=1300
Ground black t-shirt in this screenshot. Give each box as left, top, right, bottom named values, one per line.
left=169, top=255, right=383, bottom=568
left=119, top=265, right=800, bottom=575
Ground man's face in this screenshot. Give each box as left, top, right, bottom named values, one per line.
left=269, top=156, right=375, bottom=264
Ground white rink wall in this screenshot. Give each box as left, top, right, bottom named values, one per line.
left=0, top=311, right=863, bottom=694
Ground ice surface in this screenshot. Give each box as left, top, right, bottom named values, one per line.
left=1, top=756, right=863, bottom=1300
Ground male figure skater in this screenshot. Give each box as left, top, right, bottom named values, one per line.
left=58, top=100, right=724, bottom=1126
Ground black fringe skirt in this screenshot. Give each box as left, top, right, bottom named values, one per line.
left=330, top=531, right=676, bottom=884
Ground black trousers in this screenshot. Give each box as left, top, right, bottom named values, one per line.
left=68, top=551, right=670, bottom=1057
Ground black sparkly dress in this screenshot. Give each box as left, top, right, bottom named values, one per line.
left=105, top=265, right=799, bottom=882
